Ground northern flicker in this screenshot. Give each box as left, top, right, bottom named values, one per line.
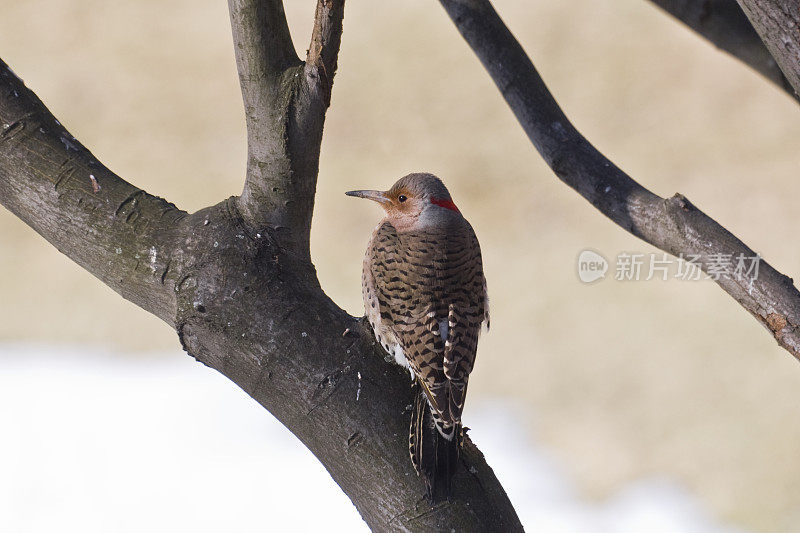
left=346, top=173, right=489, bottom=501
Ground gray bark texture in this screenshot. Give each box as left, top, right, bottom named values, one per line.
left=736, top=0, right=800, bottom=97
left=646, top=0, right=798, bottom=100
left=0, top=0, right=523, bottom=531
left=438, top=0, right=800, bottom=359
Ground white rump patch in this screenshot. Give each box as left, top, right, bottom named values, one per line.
left=392, top=344, right=409, bottom=369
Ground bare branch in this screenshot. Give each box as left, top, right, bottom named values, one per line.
left=0, top=59, right=186, bottom=324
left=307, top=0, right=346, bottom=89
left=228, top=0, right=301, bottom=252
left=192, top=2, right=523, bottom=527
left=737, top=0, right=800, bottom=96
left=646, top=0, right=798, bottom=100
left=173, top=220, right=524, bottom=529
left=228, top=0, right=299, bottom=87
left=439, top=0, right=800, bottom=359
left=215, top=3, right=522, bottom=527
left=230, top=0, right=345, bottom=260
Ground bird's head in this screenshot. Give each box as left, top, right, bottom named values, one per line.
left=346, top=173, right=460, bottom=231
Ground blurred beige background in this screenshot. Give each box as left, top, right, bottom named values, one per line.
left=2, top=1, right=800, bottom=531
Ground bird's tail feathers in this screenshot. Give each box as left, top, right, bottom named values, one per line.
left=409, top=382, right=461, bottom=502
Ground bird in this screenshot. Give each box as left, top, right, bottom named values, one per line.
left=346, top=173, right=489, bottom=501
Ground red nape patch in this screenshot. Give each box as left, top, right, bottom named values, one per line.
left=430, top=197, right=460, bottom=213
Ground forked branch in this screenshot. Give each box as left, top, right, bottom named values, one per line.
left=0, top=1, right=523, bottom=531
left=439, top=0, right=800, bottom=359
left=230, top=0, right=345, bottom=260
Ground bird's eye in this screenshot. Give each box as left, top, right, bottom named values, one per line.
left=398, top=195, right=407, bottom=203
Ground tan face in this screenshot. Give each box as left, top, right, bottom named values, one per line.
left=345, top=185, right=427, bottom=221
left=346, top=173, right=459, bottom=231
left=383, top=184, right=426, bottom=219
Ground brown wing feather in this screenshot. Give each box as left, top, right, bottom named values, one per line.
left=441, top=227, right=486, bottom=423
left=368, top=218, right=487, bottom=429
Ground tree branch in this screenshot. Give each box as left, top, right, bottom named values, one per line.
left=228, top=0, right=303, bottom=255
left=213, top=2, right=522, bottom=528
left=230, top=0, right=345, bottom=260
left=0, top=60, right=186, bottom=324
left=173, top=222, right=523, bottom=529
left=228, top=0, right=299, bottom=85
left=645, top=0, right=798, bottom=100
left=736, top=0, right=800, bottom=97
left=1, top=1, right=524, bottom=530
left=438, top=0, right=800, bottom=359
left=307, top=0, right=346, bottom=86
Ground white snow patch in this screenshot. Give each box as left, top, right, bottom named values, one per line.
left=0, top=347, right=744, bottom=533
left=464, top=404, right=743, bottom=533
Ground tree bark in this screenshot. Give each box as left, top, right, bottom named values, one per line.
left=645, top=0, right=798, bottom=100
left=0, top=0, right=523, bottom=531
left=0, top=61, right=185, bottom=324
left=439, top=0, right=800, bottom=360
left=736, top=0, right=800, bottom=97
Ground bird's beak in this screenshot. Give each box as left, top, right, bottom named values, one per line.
left=345, top=190, right=390, bottom=205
